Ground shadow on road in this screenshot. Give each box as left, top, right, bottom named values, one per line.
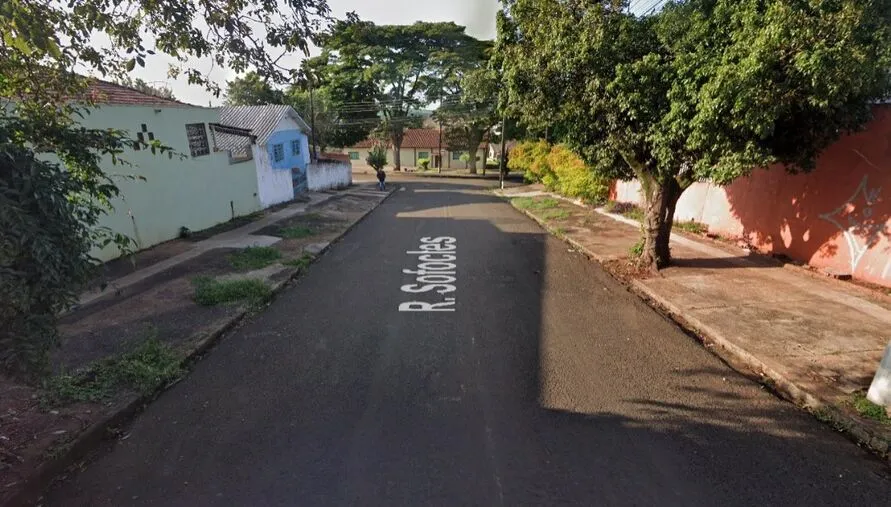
left=43, top=179, right=891, bottom=506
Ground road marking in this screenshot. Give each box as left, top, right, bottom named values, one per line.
left=399, top=236, right=457, bottom=312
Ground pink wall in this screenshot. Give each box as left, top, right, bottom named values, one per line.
left=612, top=106, right=891, bottom=287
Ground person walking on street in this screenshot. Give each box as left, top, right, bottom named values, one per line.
left=376, top=168, right=386, bottom=191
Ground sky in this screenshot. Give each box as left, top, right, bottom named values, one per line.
left=126, top=0, right=500, bottom=107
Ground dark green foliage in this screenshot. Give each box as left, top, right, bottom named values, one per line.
left=0, top=132, right=133, bottom=379
left=319, top=19, right=484, bottom=169
left=228, top=247, right=283, bottom=271
left=225, top=72, right=286, bottom=105
left=1, top=0, right=329, bottom=378
left=498, top=0, right=891, bottom=270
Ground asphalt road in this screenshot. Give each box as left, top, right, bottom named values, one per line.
left=47, top=178, right=891, bottom=506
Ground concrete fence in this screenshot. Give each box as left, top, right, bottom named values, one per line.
left=611, top=105, right=891, bottom=288
left=307, top=158, right=352, bottom=191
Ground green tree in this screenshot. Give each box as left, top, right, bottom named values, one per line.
left=438, top=52, right=500, bottom=174
left=319, top=18, right=482, bottom=170
left=286, top=59, right=378, bottom=152
left=499, top=0, right=891, bottom=270
left=366, top=145, right=388, bottom=171
left=225, top=72, right=286, bottom=105
left=0, top=0, right=329, bottom=379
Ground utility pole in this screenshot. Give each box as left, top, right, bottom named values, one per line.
left=308, top=72, right=318, bottom=162
left=499, top=113, right=508, bottom=190
left=438, top=88, right=443, bottom=174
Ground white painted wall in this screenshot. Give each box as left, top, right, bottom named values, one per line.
left=307, top=160, right=352, bottom=191
left=253, top=144, right=294, bottom=208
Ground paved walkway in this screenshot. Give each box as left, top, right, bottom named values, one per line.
left=78, top=186, right=386, bottom=309
left=501, top=185, right=891, bottom=452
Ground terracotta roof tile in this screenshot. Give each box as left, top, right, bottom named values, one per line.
left=352, top=128, right=450, bottom=149
left=86, top=79, right=189, bottom=107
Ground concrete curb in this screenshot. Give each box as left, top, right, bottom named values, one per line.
left=503, top=196, right=891, bottom=465
left=2, top=186, right=398, bottom=507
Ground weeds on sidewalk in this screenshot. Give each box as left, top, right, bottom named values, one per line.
left=284, top=253, right=315, bottom=269
left=512, top=197, right=559, bottom=210
left=629, top=238, right=645, bottom=258
left=675, top=220, right=709, bottom=234
left=192, top=277, right=272, bottom=308
left=42, top=334, right=183, bottom=406
left=541, top=209, right=570, bottom=220
left=228, top=246, right=282, bottom=271
left=852, top=393, right=891, bottom=424
left=280, top=226, right=315, bottom=239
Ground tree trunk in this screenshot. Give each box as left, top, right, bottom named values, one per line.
left=466, top=131, right=484, bottom=175
left=639, top=175, right=683, bottom=271
left=391, top=129, right=404, bottom=171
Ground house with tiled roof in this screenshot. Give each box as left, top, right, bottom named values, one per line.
left=74, top=79, right=268, bottom=261
left=345, top=128, right=488, bottom=171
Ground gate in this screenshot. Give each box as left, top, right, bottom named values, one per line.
left=292, top=166, right=308, bottom=194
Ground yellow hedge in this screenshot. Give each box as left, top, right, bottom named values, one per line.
left=508, top=141, right=609, bottom=203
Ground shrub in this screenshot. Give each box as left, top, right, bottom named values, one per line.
left=366, top=145, right=388, bottom=171
left=547, top=144, right=610, bottom=203
left=1, top=143, right=131, bottom=379
left=508, top=140, right=552, bottom=184
left=418, top=158, right=430, bottom=170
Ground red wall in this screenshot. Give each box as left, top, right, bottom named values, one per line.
left=612, top=106, right=891, bottom=287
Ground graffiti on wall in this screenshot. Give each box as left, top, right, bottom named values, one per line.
left=819, top=175, right=883, bottom=273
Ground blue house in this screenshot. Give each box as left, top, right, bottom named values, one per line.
left=220, top=105, right=312, bottom=205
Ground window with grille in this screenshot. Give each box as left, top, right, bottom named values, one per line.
left=349, top=151, right=360, bottom=160
left=418, top=151, right=429, bottom=160
left=452, top=151, right=463, bottom=160
left=185, top=123, right=209, bottom=157
left=272, top=143, right=285, bottom=162
left=291, top=140, right=301, bottom=156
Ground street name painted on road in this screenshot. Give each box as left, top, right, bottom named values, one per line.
left=399, top=236, right=457, bottom=312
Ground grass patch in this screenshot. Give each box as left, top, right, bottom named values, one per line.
left=852, top=393, right=891, bottom=424
left=42, top=336, right=183, bottom=406
left=193, top=277, right=272, bottom=307
left=675, top=220, right=708, bottom=235
left=512, top=197, right=560, bottom=210
left=540, top=209, right=570, bottom=221
left=228, top=246, right=282, bottom=271
left=280, top=226, right=315, bottom=239
left=284, top=253, right=315, bottom=269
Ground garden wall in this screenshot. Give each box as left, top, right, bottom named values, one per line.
left=612, top=106, right=891, bottom=287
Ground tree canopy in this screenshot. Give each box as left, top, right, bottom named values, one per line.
left=1, top=0, right=330, bottom=378
left=498, top=0, right=891, bottom=269
left=225, top=72, right=286, bottom=106
left=436, top=41, right=499, bottom=173
left=318, top=19, right=485, bottom=170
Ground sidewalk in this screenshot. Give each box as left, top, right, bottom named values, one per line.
left=500, top=185, right=891, bottom=459
left=77, top=190, right=338, bottom=310
left=1, top=184, right=395, bottom=506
